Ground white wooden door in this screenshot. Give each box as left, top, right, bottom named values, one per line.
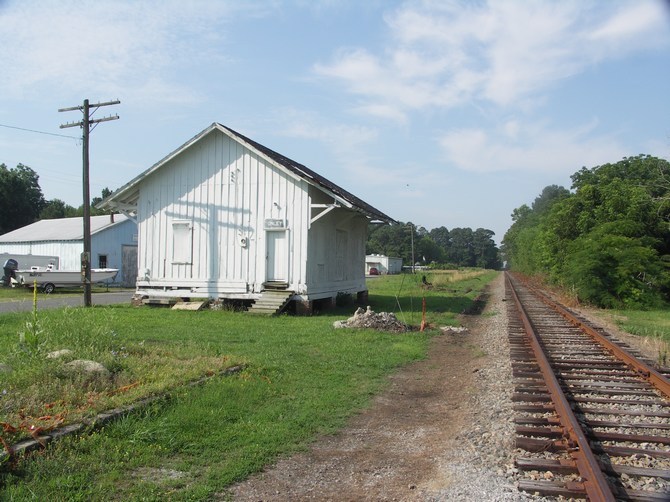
left=266, top=230, right=288, bottom=282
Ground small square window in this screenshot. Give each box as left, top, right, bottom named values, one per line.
left=98, top=255, right=108, bottom=268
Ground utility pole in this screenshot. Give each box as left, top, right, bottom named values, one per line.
left=59, top=99, right=120, bottom=307
left=409, top=223, right=415, bottom=273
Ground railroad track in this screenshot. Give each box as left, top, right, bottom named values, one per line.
left=505, top=272, right=670, bottom=501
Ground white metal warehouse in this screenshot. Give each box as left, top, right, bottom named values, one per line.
left=0, top=214, right=138, bottom=287
left=365, top=254, right=403, bottom=275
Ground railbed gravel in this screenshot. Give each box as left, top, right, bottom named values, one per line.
left=429, top=274, right=551, bottom=501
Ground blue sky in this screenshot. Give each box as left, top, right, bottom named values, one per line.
left=1, top=0, right=669, bottom=244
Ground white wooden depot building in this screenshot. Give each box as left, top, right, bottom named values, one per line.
left=100, top=123, right=394, bottom=312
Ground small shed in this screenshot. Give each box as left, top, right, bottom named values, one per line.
left=366, top=254, right=403, bottom=275
left=0, top=214, right=138, bottom=287
left=99, top=122, right=394, bottom=312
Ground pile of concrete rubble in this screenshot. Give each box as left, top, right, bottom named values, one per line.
left=333, top=306, right=410, bottom=333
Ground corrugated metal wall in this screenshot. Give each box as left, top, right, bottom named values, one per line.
left=91, top=219, right=137, bottom=285
left=0, top=242, right=82, bottom=269
left=0, top=219, right=137, bottom=285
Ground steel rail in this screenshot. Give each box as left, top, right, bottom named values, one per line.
left=526, top=279, right=670, bottom=398
left=506, top=273, right=617, bottom=502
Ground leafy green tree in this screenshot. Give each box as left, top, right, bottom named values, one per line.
left=505, top=225, right=543, bottom=274
left=447, top=228, right=475, bottom=266
left=429, top=226, right=450, bottom=251
left=367, top=222, right=415, bottom=263
left=39, top=199, right=78, bottom=219
left=472, top=228, right=501, bottom=269
left=0, top=163, right=45, bottom=234
left=91, top=187, right=113, bottom=216
left=43, top=188, right=115, bottom=218
left=368, top=222, right=500, bottom=269
left=416, top=236, right=445, bottom=264
left=532, top=185, right=570, bottom=215
left=501, top=204, right=532, bottom=268
left=503, top=155, right=670, bottom=308
left=564, top=226, right=666, bottom=308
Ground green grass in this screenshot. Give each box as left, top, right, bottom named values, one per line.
left=0, top=270, right=499, bottom=500
left=367, top=269, right=498, bottom=326
left=612, top=309, right=670, bottom=341
left=607, top=309, right=670, bottom=366
left=0, top=284, right=126, bottom=301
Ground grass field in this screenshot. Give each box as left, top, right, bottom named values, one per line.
left=0, top=284, right=123, bottom=301
left=0, top=269, right=497, bottom=501
left=608, top=309, right=670, bottom=366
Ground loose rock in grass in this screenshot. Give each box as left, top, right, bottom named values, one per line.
left=65, top=359, right=111, bottom=379
left=46, top=349, right=74, bottom=359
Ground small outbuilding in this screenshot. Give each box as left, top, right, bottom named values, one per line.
left=366, top=254, right=403, bottom=275
left=99, top=122, right=395, bottom=313
left=0, top=214, right=138, bottom=287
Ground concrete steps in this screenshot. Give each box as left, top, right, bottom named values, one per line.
left=247, top=290, right=293, bottom=315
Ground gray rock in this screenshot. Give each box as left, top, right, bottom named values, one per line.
left=64, top=359, right=110, bottom=379
left=47, top=349, right=73, bottom=359
left=440, top=326, right=469, bottom=334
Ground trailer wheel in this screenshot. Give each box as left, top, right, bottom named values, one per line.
left=42, top=283, right=56, bottom=294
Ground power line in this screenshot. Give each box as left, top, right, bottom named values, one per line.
left=0, top=123, right=80, bottom=141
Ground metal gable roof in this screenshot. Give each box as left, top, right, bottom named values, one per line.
left=99, top=123, right=395, bottom=223
left=0, top=214, right=130, bottom=243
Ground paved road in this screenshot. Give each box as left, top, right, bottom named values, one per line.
left=0, top=291, right=135, bottom=314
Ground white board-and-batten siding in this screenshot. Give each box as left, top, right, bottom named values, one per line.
left=136, top=131, right=309, bottom=295
left=306, top=189, right=368, bottom=297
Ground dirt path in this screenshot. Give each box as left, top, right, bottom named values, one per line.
left=228, top=333, right=479, bottom=501
left=226, top=275, right=522, bottom=501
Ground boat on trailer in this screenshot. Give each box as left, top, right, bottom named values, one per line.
left=15, top=265, right=118, bottom=293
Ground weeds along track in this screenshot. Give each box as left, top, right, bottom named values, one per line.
left=505, top=272, right=670, bottom=501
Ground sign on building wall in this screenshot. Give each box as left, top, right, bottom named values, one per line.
left=264, top=219, right=285, bottom=230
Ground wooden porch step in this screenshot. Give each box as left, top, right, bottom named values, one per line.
left=248, top=290, right=293, bottom=315
left=172, top=301, right=208, bottom=311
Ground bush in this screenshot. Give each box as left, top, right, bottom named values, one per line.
left=564, top=232, right=667, bottom=309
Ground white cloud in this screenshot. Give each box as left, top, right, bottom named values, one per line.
left=277, top=108, right=378, bottom=150
left=503, top=120, right=521, bottom=140
left=439, top=119, right=627, bottom=175
left=0, top=1, right=261, bottom=102
left=354, top=103, right=408, bottom=124
left=269, top=107, right=422, bottom=190
left=313, top=0, right=670, bottom=117
left=643, top=137, right=670, bottom=160
left=589, top=2, right=669, bottom=44
left=313, top=48, right=452, bottom=115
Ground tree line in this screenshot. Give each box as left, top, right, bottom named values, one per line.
left=502, top=154, right=670, bottom=309
left=367, top=222, right=501, bottom=270
left=0, top=163, right=111, bottom=235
